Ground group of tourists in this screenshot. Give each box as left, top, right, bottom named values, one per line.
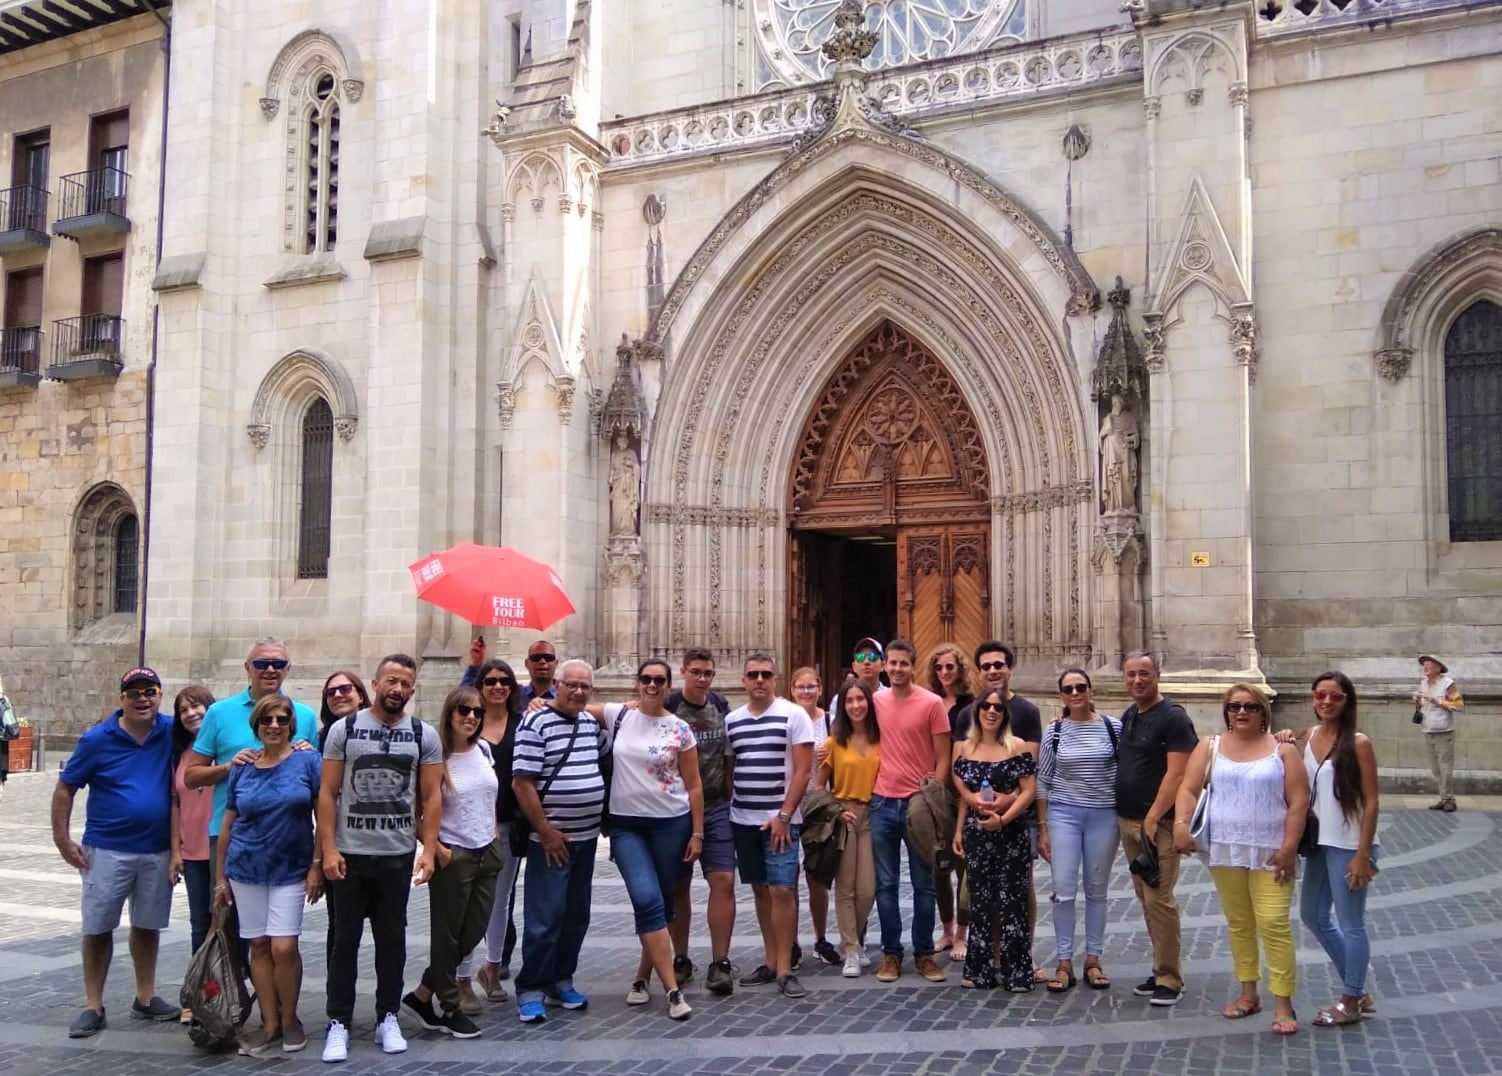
left=47, top=633, right=1405, bottom=1060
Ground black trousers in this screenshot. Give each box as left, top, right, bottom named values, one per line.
left=325, top=853, right=413, bottom=1025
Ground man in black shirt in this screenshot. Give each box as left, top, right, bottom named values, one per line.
left=1114, top=651, right=1197, bottom=1007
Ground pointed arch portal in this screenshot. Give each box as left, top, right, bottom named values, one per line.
left=788, top=321, right=992, bottom=682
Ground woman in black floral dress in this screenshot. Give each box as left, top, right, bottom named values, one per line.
left=951, top=685, right=1038, bottom=990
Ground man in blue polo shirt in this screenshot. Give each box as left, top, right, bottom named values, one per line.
left=53, top=667, right=181, bottom=1038
left=184, top=637, right=319, bottom=865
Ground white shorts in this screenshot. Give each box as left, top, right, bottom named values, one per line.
left=230, top=881, right=307, bottom=938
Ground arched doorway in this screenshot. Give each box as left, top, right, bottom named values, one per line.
left=788, top=321, right=991, bottom=683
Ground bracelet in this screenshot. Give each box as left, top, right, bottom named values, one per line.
left=1173, top=821, right=1189, bottom=828
left=690, top=833, right=704, bottom=840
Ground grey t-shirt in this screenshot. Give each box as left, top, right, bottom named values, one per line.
left=322, top=709, right=443, bottom=856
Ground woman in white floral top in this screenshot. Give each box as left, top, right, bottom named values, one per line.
left=593, top=659, right=704, bottom=1020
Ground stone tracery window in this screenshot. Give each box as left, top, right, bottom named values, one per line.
left=304, top=74, right=340, bottom=253
left=72, top=483, right=139, bottom=630
left=755, top=0, right=1026, bottom=88
left=1445, top=299, right=1502, bottom=542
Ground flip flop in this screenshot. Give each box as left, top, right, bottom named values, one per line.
left=1222, top=999, right=1262, bottom=1019
left=951, top=943, right=967, bottom=962
left=1272, top=1012, right=1299, bottom=1035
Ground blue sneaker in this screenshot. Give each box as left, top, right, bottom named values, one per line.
left=545, top=987, right=589, bottom=1010
left=517, top=999, right=547, bottom=1024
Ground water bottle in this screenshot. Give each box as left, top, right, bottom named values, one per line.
left=979, top=779, right=996, bottom=807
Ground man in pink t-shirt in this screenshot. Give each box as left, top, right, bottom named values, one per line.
left=870, top=639, right=952, bottom=984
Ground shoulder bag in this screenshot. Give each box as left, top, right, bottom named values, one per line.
left=509, top=715, right=582, bottom=859
left=1187, top=735, right=1219, bottom=852
left=1299, top=755, right=1325, bottom=857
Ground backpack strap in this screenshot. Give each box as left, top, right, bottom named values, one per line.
left=1103, top=716, right=1119, bottom=759
left=341, top=712, right=422, bottom=758
left=410, top=715, right=422, bottom=750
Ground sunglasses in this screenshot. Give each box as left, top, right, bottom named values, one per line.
left=124, top=687, right=160, bottom=700
left=979, top=660, right=1009, bottom=672
left=745, top=670, right=776, bottom=680
left=1314, top=691, right=1347, bottom=704
left=853, top=651, right=881, bottom=663
left=977, top=702, right=1006, bottom=713
left=259, top=714, right=293, bottom=727
left=454, top=705, right=484, bottom=719
left=638, top=674, right=668, bottom=687
left=528, top=653, right=557, bottom=663
left=251, top=658, right=290, bottom=671
left=482, top=676, right=516, bottom=688
left=325, top=683, right=356, bottom=698
left=1060, top=684, right=1090, bottom=695
left=1225, top=701, right=1262, bottom=714
left=934, top=662, right=958, bottom=672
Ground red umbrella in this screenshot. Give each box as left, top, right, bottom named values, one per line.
left=409, top=543, right=575, bottom=630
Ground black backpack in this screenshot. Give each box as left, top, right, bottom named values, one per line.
left=180, top=907, right=253, bottom=1050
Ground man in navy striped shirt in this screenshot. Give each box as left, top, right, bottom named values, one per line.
left=724, top=653, right=816, bottom=998
left=511, top=660, right=606, bottom=1024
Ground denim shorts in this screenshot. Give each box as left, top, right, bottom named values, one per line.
left=731, top=821, right=801, bottom=887
left=693, top=801, right=736, bottom=877
left=80, top=847, right=173, bottom=935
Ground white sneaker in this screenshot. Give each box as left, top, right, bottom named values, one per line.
left=626, top=980, right=650, bottom=1006
left=843, top=953, right=862, bottom=978
left=666, top=988, right=692, bottom=1021
left=375, top=1013, right=407, bottom=1054
left=858, top=948, right=872, bottom=969
left=321, top=1020, right=349, bottom=1064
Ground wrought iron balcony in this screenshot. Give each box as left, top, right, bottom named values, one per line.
left=52, top=167, right=130, bottom=241
left=49, top=314, right=123, bottom=380
left=0, top=325, right=42, bottom=388
left=0, top=185, right=49, bottom=254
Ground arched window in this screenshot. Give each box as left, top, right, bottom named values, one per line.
left=297, top=398, right=334, bottom=578
left=113, top=514, right=139, bottom=613
left=1446, top=299, right=1502, bottom=541
left=304, top=74, right=340, bottom=253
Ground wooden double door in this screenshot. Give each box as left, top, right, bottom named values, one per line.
left=787, top=321, right=992, bottom=684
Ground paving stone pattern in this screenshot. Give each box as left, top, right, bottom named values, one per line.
left=1, top=773, right=1500, bottom=1075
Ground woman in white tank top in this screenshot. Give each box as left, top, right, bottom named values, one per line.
left=1174, top=683, right=1307, bottom=1035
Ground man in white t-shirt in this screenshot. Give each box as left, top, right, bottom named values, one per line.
left=725, top=653, right=815, bottom=999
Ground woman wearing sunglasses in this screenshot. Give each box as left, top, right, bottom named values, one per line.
left=924, top=643, right=974, bottom=956
left=212, top=694, right=324, bottom=1056
left=950, top=686, right=1036, bottom=991
left=1036, top=668, right=1120, bottom=992
left=467, top=658, right=525, bottom=1006
left=791, top=666, right=838, bottom=969
left=402, top=687, right=501, bottom=1040
left=591, top=659, right=703, bottom=1019
left=318, top=671, right=371, bottom=749
left=1174, top=684, right=1306, bottom=1035
left=1297, top=671, right=1381, bottom=1028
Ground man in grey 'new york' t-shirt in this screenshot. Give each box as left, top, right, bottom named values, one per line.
left=324, top=711, right=443, bottom=855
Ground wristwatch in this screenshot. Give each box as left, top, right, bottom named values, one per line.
left=776, top=810, right=791, bottom=823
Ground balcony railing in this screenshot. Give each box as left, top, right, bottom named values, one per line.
left=0, top=325, right=42, bottom=387
left=52, top=167, right=130, bottom=241
left=49, top=314, right=123, bottom=380
left=0, top=184, right=49, bottom=253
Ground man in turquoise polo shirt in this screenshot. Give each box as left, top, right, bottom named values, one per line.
left=184, top=637, right=319, bottom=866
left=53, top=667, right=181, bottom=1038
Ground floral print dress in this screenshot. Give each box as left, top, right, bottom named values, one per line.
left=955, top=751, right=1037, bottom=990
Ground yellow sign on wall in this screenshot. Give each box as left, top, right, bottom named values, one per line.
left=1190, top=552, right=1211, bottom=567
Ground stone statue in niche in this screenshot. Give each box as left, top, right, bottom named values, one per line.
left=608, top=431, right=641, bottom=536
left=1099, top=393, right=1140, bottom=514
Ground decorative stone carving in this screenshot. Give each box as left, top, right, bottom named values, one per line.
left=1376, top=347, right=1413, bottom=382
left=1091, top=278, right=1148, bottom=403
left=247, top=422, right=271, bottom=450
left=1231, top=312, right=1259, bottom=381
left=1143, top=316, right=1166, bottom=373
left=333, top=416, right=357, bottom=443
left=1099, top=395, right=1141, bottom=514
left=602, top=335, right=647, bottom=443
left=1148, top=30, right=1242, bottom=104
left=1228, top=80, right=1249, bottom=106
left=1148, top=174, right=1249, bottom=318
left=557, top=94, right=578, bottom=121
left=495, top=381, right=516, bottom=429
left=1143, top=95, right=1161, bottom=120
left=248, top=348, right=360, bottom=448
left=342, top=78, right=364, bottom=102
left=260, top=97, right=280, bottom=119
left=1062, top=124, right=1090, bottom=161
left=608, top=432, right=642, bottom=537
left=555, top=376, right=577, bottom=424
left=482, top=101, right=512, bottom=145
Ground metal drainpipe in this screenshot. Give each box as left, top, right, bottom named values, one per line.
left=137, top=0, right=170, bottom=665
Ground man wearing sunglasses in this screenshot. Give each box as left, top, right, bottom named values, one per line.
left=1115, top=650, right=1197, bottom=1008
left=53, top=667, right=182, bottom=1037
left=184, top=638, right=319, bottom=878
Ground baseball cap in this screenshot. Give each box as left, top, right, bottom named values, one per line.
left=852, top=638, right=884, bottom=659
left=120, top=667, right=162, bottom=690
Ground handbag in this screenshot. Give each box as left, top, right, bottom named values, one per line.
left=509, top=714, right=582, bottom=858
left=1188, top=736, right=1218, bottom=852
left=1299, top=757, right=1326, bottom=857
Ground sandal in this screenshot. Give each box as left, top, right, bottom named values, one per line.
left=1221, top=998, right=1262, bottom=1019
left=1360, top=993, right=1377, bottom=1015
left=1084, top=963, right=1111, bottom=990
left=1034, top=966, right=1051, bottom=984
left=1272, top=1012, right=1298, bottom=1035
left=1313, top=1000, right=1363, bottom=1027
left=951, top=943, right=968, bottom=962
left=476, top=962, right=507, bottom=1002
left=1046, top=963, right=1076, bottom=993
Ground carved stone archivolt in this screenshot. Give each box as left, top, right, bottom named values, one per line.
left=1374, top=226, right=1502, bottom=383
left=248, top=348, right=359, bottom=448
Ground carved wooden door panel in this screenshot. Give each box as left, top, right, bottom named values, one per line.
left=898, top=526, right=991, bottom=661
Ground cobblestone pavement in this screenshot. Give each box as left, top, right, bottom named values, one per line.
left=2, top=772, right=1500, bottom=1075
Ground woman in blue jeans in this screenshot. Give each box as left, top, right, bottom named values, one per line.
left=1297, top=671, right=1380, bottom=1028
left=595, top=659, right=704, bottom=1020
left=1036, top=668, right=1121, bottom=991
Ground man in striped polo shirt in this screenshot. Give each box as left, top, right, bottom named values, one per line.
left=725, top=653, right=816, bottom=999
left=511, top=660, right=606, bottom=1024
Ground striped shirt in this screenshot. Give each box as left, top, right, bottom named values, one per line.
left=1037, top=715, right=1122, bottom=809
left=725, top=697, right=817, bottom=826
left=511, top=706, right=606, bottom=841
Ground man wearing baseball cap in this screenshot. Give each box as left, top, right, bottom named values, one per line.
left=53, top=667, right=181, bottom=1038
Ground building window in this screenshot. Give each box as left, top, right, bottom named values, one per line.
left=304, top=75, right=339, bottom=253
left=113, top=514, right=139, bottom=613
left=297, top=397, right=334, bottom=578
left=1446, top=299, right=1502, bottom=542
